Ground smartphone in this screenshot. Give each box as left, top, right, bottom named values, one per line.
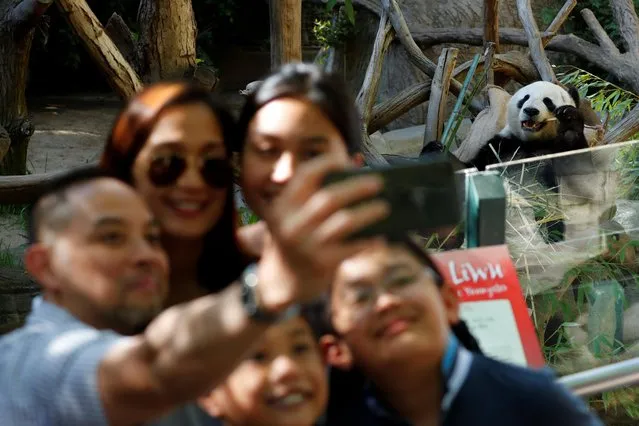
left=322, top=153, right=462, bottom=239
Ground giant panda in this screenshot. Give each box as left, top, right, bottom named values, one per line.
left=465, top=80, right=589, bottom=171
left=420, top=81, right=591, bottom=245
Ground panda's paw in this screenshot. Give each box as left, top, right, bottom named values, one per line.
left=420, top=140, right=445, bottom=156
left=554, top=105, right=584, bottom=128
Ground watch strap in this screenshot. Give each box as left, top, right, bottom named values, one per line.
left=240, top=263, right=300, bottom=324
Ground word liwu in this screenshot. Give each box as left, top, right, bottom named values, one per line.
left=448, top=261, right=505, bottom=285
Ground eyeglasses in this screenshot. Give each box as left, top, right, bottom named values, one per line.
left=148, top=153, right=232, bottom=188
left=340, top=267, right=437, bottom=320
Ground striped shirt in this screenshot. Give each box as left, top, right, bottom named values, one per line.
left=0, top=296, right=124, bottom=425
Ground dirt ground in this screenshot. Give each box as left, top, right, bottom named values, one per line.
left=0, top=92, right=246, bottom=255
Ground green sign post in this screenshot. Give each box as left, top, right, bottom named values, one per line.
left=464, top=171, right=506, bottom=248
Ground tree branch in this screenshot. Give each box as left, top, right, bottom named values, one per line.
left=484, top=42, right=496, bottom=85
left=516, top=0, right=555, bottom=81
left=356, top=9, right=395, bottom=127
left=368, top=81, right=431, bottom=134
left=483, top=0, right=500, bottom=53
left=355, top=8, right=394, bottom=166
left=56, top=0, right=143, bottom=99
left=610, top=0, right=639, bottom=54
left=424, top=48, right=458, bottom=143
left=544, top=0, right=576, bottom=42
left=604, top=103, right=639, bottom=144
left=8, top=0, right=53, bottom=38
left=411, top=28, right=611, bottom=83
left=580, top=9, right=619, bottom=54
left=381, top=0, right=483, bottom=114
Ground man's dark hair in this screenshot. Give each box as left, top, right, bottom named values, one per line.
left=28, top=166, right=115, bottom=244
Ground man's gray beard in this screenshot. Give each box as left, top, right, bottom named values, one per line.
left=103, top=299, right=164, bottom=335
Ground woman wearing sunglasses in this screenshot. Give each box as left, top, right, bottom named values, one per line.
left=100, top=82, right=251, bottom=307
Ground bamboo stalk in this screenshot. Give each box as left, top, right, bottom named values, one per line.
left=441, top=53, right=482, bottom=150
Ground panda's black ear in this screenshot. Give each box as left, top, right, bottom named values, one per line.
left=566, top=84, right=580, bottom=105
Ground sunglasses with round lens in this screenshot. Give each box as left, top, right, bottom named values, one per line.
left=148, top=152, right=231, bottom=189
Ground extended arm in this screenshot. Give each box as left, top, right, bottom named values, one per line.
left=99, top=282, right=268, bottom=424
left=95, top=156, right=389, bottom=425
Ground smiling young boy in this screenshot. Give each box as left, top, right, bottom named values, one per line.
left=197, top=312, right=329, bottom=426
left=319, top=237, right=604, bottom=426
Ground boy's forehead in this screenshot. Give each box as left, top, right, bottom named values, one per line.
left=265, top=316, right=313, bottom=340
left=337, top=245, right=418, bottom=282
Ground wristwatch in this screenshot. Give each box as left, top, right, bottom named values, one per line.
left=240, top=263, right=301, bottom=324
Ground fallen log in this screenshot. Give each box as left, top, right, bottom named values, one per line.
left=0, top=166, right=95, bottom=205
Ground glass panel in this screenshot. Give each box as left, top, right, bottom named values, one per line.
left=486, top=140, right=639, bottom=422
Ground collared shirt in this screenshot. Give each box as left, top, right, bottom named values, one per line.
left=0, top=296, right=124, bottom=426
left=323, top=336, right=604, bottom=426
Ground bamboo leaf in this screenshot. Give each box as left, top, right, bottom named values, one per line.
left=344, top=0, right=355, bottom=25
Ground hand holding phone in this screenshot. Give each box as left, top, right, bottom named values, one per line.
left=322, top=154, right=461, bottom=239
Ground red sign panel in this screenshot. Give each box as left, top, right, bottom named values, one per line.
left=432, top=245, right=545, bottom=368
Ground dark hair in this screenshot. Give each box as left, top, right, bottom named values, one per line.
left=100, top=81, right=250, bottom=292
left=235, top=62, right=362, bottom=155
left=309, top=235, right=483, bottom=353
left=28, top=165, right=116, bottom=244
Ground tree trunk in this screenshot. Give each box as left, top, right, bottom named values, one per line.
left=269, top=0, right=302, bottom=69
left=56, top=0, right=142, bottom=99
left=0, top=0, right=52, bottom=175
left=137, top=0, right=197, bottom=82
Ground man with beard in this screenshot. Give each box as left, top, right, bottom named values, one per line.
left=0, top=158, right=387, bottom=425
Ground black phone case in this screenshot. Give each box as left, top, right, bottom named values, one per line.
left=322, top=154, right=461, bottom=239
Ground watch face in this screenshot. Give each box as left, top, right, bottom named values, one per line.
left=241, top=265, right=277, bottom=323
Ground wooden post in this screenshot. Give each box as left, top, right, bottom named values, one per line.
left=269, top=0, right=302, bottom=69
left=483, top=0, right=500, bottom=53
left=424, top=48, right=459, bottom=145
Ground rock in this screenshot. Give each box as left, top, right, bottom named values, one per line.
left=381, top=125, right=426, bottom=157
left=613, top=199, right=639, bottom=240
left=369, top=131, right=389, bottom=154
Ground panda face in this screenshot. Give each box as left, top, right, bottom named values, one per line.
left=502, top=81, right=577, bottom=141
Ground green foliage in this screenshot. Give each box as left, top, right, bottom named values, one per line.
left=557, top=65, right=639, bottom=200
left=441, top=56, right=490, bottom=151
left=325, top=0, right=355, bottom=25
left=557, top=65, right=639, bottom=126
left=312, top=3, right=357, bottom=49
left=0, top=204, right=29, bottom=232
left=238, top=206, right=260, bottom=225
left=541, top=0, right=639, bottom=51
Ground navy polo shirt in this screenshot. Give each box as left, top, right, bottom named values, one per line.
left=323, top=338, right=604, bottom=426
